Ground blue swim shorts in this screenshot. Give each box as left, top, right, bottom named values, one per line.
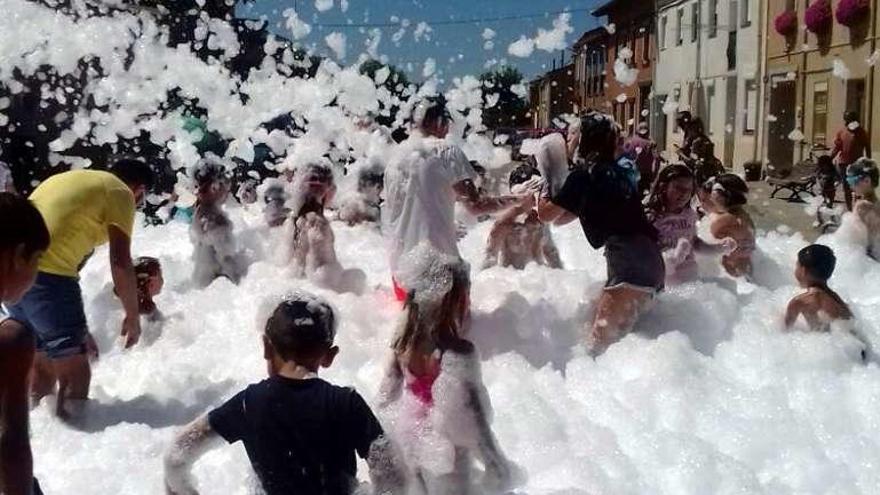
left=2, top=272, right=88, bottom=359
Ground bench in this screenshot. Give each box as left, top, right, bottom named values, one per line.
left=767, top=161, right=816, bottom=203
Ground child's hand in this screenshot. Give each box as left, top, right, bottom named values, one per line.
left=721, top=237, right=738, bottom=255
left=85, top=333, right=99, bottom=361
left=670, top=238, right=692, bottom=267
left=121, top=315, right=142, bottom=349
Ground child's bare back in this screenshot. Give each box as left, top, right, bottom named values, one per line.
left=786, top=287, right=853, bottom=332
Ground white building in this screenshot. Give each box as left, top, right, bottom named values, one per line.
left=653, top=0, right=761, bottom=171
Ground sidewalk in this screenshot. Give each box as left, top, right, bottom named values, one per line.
left=744, top=180, right=822, bottom=242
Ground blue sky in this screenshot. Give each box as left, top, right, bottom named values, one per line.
left=237, top=0, right=604, bottom=84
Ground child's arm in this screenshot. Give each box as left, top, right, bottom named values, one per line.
left=482, top=222, right=506, bottom=269
left=784, top=296, right=804, bottom=329
left=536, top=197, right=578, bottom=225
left=164, top=415, right=223, bottom=495
left=366, top=436, right=409, bottom=495
left=376, top=353, right=403, bottom=410
left=693, top=236, right=737, bottom=255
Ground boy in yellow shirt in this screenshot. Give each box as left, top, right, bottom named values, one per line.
left=3, top=159, right=153, bottom=419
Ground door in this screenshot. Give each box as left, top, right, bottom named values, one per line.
left=767, top=77, right=797, bottom=172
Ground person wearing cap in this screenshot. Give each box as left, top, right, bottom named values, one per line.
left=537, top=111, right=664, bottom=356
left=832, top=111, right=872, bottom=211
left=2, top=159, right=154, bottom=419
left=383, top=97, right=527, bottom=301
left=623, top=121, right=659, bottom=196
left=846, top=158, right=880, bottom=260
left=165, top=291, right=408, bottom=495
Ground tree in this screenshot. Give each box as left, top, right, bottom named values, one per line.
left=358, top=59, right=413, bottom=130
left=479, top=66, right=530, bottom=130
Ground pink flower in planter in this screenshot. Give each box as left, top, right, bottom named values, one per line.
left=775, top=9, right=798, bottom=36
left=836, top=0, right=870, bottom=27
left=805, top=0, right=833, bottom=34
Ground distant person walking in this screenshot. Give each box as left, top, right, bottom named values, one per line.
left=3, top=160, right=154, bottom=419
left=623, top=122, right=659, bottom=196
left=832, top=111, right=871, bottom=211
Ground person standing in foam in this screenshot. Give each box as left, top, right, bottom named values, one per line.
left=377, top=247, right=515, bottom=494
left=190, top=159, right=246, bottom=288
left=0, top=193, right=49, bottom=495
left=697, top=174, right=756, bottom=279
left=846, top=158, right=880, bottom=260
left=645, top=164, right=736, bottom=285
left=287, top=161, right=366, bottom=294
left=537, top=112, right=664, bottom=356
left=383, top=96, right=525, bottom=301
left=165, top=292, right=408, bottom=495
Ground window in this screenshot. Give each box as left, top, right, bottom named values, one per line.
left=708, top=0, right=718, bottom=38
left=727, top=29, right=737, bottom=70
left=812, top=81, right=829, bottom=144
left=660, top=15, right=667, bottom=49
left=744, top=79, right=757, bottom=134
left=691, top=3, right=699, bottom=43
left=676, top=9, right=684, bottom=46
left=673, top=86, right=682, bottom=131
left=741, top=0, right=752, bottom=27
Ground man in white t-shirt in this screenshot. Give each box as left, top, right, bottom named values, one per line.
left=383, top=99, right=525, bottom=300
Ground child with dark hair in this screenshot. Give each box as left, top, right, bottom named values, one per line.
left=537, top=111, right=664, bottom=355
left=261, top=178, right=291, bottom=228
left=483, top=164, right=562, bottom=270
left=646, top=165, right=735, bottom=285
left=165, top=291, right=408, bottom=495
left=289, top=162, right=366, bottom=294
left=847, top=158, right=880, bottom=260
left=698, top=173, right=755, bottom=278
left=134, top=256, right=163, bottom=318
left=816, top=155, right=839, bottom=208
left=0, top=193, right=49, bottom=495
left=190, top=159, right=246, bottom=287
left=785, top=244, right=853, bottom=331
left=337, top=163, right=384, bottom=226
left=377, top=248, right=514, bottom=493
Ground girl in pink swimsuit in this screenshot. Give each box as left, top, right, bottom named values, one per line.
left=377, top=251, right=514, bottom=494
left=646, top=165, right=735, bottom=285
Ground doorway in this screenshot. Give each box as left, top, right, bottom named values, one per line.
left=767, top=77, right=797, bottom=172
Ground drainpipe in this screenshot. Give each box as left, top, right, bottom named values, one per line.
left=753, top=0, right=766, bottom=163
left=868, top=0, right=878, bottom=134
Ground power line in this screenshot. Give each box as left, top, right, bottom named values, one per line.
left=308, top=7, right=594, bottom=29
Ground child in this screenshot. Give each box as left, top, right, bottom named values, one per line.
left=816, top=155, right=839, bottom=209
left=846, top=158, right=880, bottom=260
left=289, top=162, right=366, bottom=294
left=698, top=174, right=755, bottom=278
left=164, top=292, right=408, bottom=495
left=261, top=178, right=290, bottom=228
left=483, top=164, right=562, bottom=270
left=785, top=244, right=853, bottom=331
left=645, top=164, right=735, bottom=285
left=0, top=193, right=49, bottom=495
left=337, top=163, right=384, bottom=226
left=134, top=256, right=163, bottom=319
left=537, top=112, right=665, bottom=355
left=377, top=248, right=514, bottom=494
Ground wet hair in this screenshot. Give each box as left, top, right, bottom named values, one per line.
left=509, top=163, right=540, bottom=188
left=645, top=164, right=695, bottom=219
left=295, top=163, right=335, bottom=219
left=193, top=159, right=229, bottom=188
left=392, top=258, right=470, bottom=356
left=703, top=173, right=749, bottom=208
left=419, top=96, right=451, bottom=129
left=798, top=244, right=836, bottom=282
left=134, top=256, right=162, bottom=314
left=111, top=159, right=155, bottom=189
left=0, top=193, right=50, bottom=257
left=577, top=111, right=620, bottom=163
left=816, top=155, right=835, bottom=174
left=265, top=292, right=337, bottom=361
left=844, top=110, right=859, bottom=124
left=846, top=158, right=879, bottom=187
left=357, top=166, right=384, bottom=192
left=676, top=111, right=693, bottom=127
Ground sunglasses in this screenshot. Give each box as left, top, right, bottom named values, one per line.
left=846, top=174, right=865, bottom=186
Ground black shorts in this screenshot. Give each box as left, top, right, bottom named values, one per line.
left=604, top=234, right=665, bottom=294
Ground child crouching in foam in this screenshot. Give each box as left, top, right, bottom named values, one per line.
left=483, top=164, right=562, bottom=270
left=288, top=161, right=366, bottom=294
left=164, top=291, right=408, bottom=495
left=377, top=246, right=515, bottom=494
left=134, top=256, right=163, bottom=320
left=645, top=164, right=736, bottom=285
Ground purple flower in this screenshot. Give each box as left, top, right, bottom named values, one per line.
left=774, top=9, right=798, bottom=36
left=805, top=0, right=833, bottom=34
left=836, top=0, right=870, bottom=27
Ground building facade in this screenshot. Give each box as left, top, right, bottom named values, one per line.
left=529, top=63, right=576, bottom=129
left=654, top=0, right=761, bottom=170
left=592, top=0, right=657, bottom=136
left=762, top=0, right=880, bottom=172
left=572, top=27, right=611, bottom=114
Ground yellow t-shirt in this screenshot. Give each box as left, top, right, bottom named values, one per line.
left=30, top=170, right=136, bottom=277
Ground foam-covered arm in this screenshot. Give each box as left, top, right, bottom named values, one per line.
left=164, top=415, right=222, bottom=495
left=366, top=435, right=409, bottom=495
left=453, top=180, right=522, bottom=216
left=541, top=227, right=563, bottom=269
left=376, top=354, right=403, bottom=410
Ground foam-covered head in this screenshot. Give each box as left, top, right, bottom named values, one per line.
left=134, top=256, right=163, bottom=299
left=0, top=192, right=49, bottom=304
left=264, top=291, right=337, bottom=362
left=797, top=244, right=837, bottom=284
left=416, top=95, right=451, bottom=138
left=701, top=173, right=748, bottom=211
left=846, top=158, right=879, bottom=193
left=193, top=158, right=231, bottom=204
left=508, top=163, right=540, bottom=192
left=291, top=161, right=336, bottom=217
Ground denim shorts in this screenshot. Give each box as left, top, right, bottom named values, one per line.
left=604, top=234, right=666, bottom=294
left=2, top=272, right=88, bottom=359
